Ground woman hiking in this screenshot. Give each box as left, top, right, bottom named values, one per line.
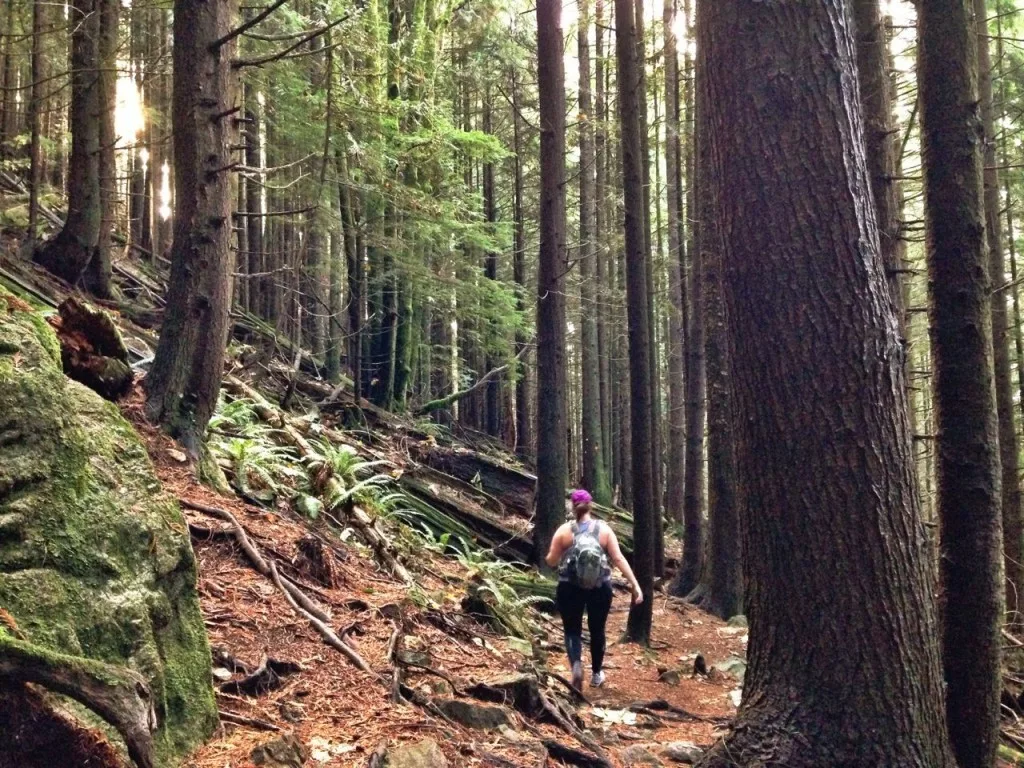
left=545, top=489, right=643, bottom=690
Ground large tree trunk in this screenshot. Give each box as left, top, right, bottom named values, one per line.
left=974, top=0, right=1023, bottom=622
left=691, top=71, right=740, bottom=618
left=144, top=0, right=240, bottom=456
left=34, top=0, right=102, bottom=284
left=919, top=2, right=1004, bottom=766
left=615, top=0, right=655, bottom=643
left=578, top=0, right=611, bottom=505
left=533, top=0, right=568, bottom=566
left=84, top=0, right=119, bottom=299
left=693, top=0, right=957, bottom=764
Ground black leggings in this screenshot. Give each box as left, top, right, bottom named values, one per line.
left=556, top=581, right=613, bottom=673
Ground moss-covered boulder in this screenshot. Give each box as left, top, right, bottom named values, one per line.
left=0, top=288, right=217, bottom=766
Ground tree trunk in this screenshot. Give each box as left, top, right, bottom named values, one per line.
left=974, top=0, right=1023, bottom=622
left=919, top=2, right=1004, bottom=766
left=673, top=21, right=706, bottom=595
left=144, top=0, right=240, bottom=456
left=533, top=0, right=568, bottom=566
left=511, top=67, right=533, bottom=460
left=693, top=0, right=957, bottom=764
left=594, top=0, right=612, bottom=477
left=615, top=0, right=655, bottom=643
left=663, top=0, right=686, bottom=552
left=579, top=0, right=611, bottom=505
left=27, top=0, right=44, bottom=244
left=34, top=0, right=101, bottom=284
left=84, top=0, right=119, bottom=299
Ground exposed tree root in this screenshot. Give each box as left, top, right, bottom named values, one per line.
left=0, top=636, right=155, bottom=768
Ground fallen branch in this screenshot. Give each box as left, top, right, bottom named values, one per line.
left=540, top=739, right=612, bottom=768
left=178, top=498, right=330, bottom=622
left=218, top=709, right=282, bottom=732
left=268, top=562, right=380, bottom=679
left=414, top=346, right=529, bottom=417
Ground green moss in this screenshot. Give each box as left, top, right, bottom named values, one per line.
left=0, top=286, right=217, bottom=765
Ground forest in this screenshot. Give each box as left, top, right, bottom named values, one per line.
left=2, top=0, right=1024, bottom=765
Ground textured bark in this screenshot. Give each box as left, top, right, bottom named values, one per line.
left=511, top=68, right=532, bottom=460
left=533, top=0, right=568, bottom=566
left=144, top=0, right=239, bottom=455
left=483, top=88, right=502, bottom=437
left=693, top=1, right=957, bottom=765
left=975, top=0, right=1023, bottom=622
left=26, top=0, right=44, bottom=242
left=245, top=96, right=264, bottom=316
left=85, top=0, right=119, bottom=299
left=919, top=2, right=1004, bottom=766
left=615, top=0, right=655, bottom=643
left=692, top=93, right=740, bottom=618
left=594, top=0, right=612, bottom=477
left=578, top=0, right=611, bottom=505
left=673, top=42, right=706, bottom=596
left=853, top=0, right=902, bottom=311
left=663, top=0, right=686, bottom=548
left=34, top=0, right=101, bottom=284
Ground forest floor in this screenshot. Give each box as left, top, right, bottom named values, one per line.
left=124, top=391, right=743, bottom=768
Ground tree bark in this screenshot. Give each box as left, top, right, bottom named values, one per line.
left=84, top=0, right=119, bottom=299
left=673, top=9, right=706, bottom=595
left=615, top=0, right=655, bottom=643
left=693, top=0, right=957, bottom=764
left=511, top=67, right=533, bottom=461
left=663, top=0, right=686, bottom=563
left=533, top=0, right=568, bottom=566
left=919, top=2, right=1004, bottom=766
left=579, top=0, right=612, bottom=506
left=974, top=0, right=1023, bottom=623
left=34, top=0, right=101, bottom=284
left=144, top=0, right=240, bottom=456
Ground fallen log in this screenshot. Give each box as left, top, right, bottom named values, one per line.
left=414, top=346, right=529, bottom=417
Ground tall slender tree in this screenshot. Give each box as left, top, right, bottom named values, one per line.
left=616, top=0, right=655, bottom=643
left=919, top=1, right=1004, bottom=765
left=145, top=0, right=240, bottom=457
left=533, top=0, right=568, bottom=566
left=579, top=0, right=612, bottom=505
left=34, top=0, right=102, bottom=284
left=693, top=0, right=957, bottom=763
left=974, top=0, right=1023, bottom=621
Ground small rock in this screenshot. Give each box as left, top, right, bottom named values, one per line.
left=386, top=738, right=449, bottom=768
left=167, top=448, right=188, bottom=463
left=434, top=699, right=511, bottom=729
left=662, top=741, right=705, bottom=764
left=622, top=744, right=663, bottom=766
left=251, top=734, right=309, bottom=767
left=693, top=654, right=708, bottom=676
left=211, top=667, right=233, bottom=683
left=713, top=656, right=747, bottom=682
left=658, top=667, right=681, bottom=685
left=727, top=614, right=748, bottom=628
left=279, top=700, right=305, bottom=723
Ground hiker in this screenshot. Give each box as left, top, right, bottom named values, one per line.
left=545, top=489, right=643, bottom=689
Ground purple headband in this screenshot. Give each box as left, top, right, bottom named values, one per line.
left=570, top=489, right=592, bottom=506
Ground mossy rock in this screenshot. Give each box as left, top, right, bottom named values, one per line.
left=0, top=287, right=217, bottom=765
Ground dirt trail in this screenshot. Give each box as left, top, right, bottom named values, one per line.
left=125, top=396, right=742, bottom=768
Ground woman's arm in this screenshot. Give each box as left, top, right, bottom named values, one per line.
left=605, top=528, right=644, bottom=604
left=545, top=525, right=570, bottom=568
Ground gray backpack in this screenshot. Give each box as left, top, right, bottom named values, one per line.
left=563, top=521, right=608, bottom=589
